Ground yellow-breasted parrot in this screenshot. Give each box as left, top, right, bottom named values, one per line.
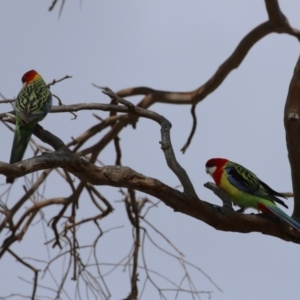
left=205, top=158, right=300, bottom=232
left=6, top=70, right=52, bottom=183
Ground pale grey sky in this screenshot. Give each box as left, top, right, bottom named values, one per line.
left=1, top=1, right=300, bottom=300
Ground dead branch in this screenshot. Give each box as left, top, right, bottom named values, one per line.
left=2, top=2, right=300, bottom=299
left=284, top=54, right=300, bottom=219
left=114, top=0, right=300, bottom=152
left=1, top=91, right=300, bottom=244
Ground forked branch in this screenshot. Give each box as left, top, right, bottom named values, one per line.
left=1, top=89, right=300, bottom=244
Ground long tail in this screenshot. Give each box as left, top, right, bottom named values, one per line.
left=6, top=123, right=35, bottom=183
left=259, top=203, right=300, bottom=232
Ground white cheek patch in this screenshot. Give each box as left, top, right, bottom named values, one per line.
left=207, top=166, right=217, bottom=176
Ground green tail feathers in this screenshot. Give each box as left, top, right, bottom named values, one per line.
left=264, top=205, right=300, bottom=232
left=6, top=122, right=36, bottom=184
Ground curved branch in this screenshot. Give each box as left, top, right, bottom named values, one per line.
left=0, top=153, right=299, bottom=243
left=117, top=19, right=300, bottom=109
left=101, top=87, right=197, bottom=196
left=181, top=105, right=197, bottom=154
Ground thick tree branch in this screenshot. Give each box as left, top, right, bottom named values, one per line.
left=284, top=54, right=300, bottom=219
left=264, top=0, right=299, bottom=34
left=0, top=153, right=299, bottom=243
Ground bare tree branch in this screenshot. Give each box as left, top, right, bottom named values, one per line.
left=181, top=105, right=197, bottom=154
left=2, top=2, right=300, bottom=299
left=1, top=90, right=300, bottom=245
left=284, top=54, right=300, bottom=219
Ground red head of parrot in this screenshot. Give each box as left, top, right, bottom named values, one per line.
left=21, top=70, right=41, bottom=86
